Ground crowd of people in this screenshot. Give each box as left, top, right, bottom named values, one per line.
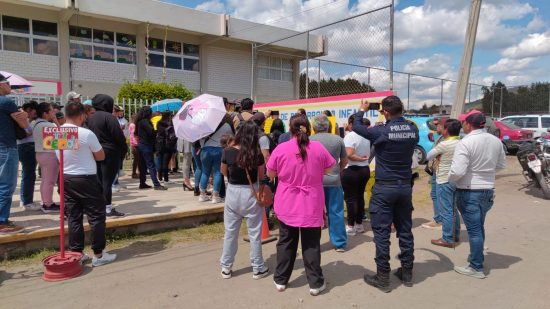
left=0, top=70, right=506, bottom=289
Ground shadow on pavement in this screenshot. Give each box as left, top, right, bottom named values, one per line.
left=322, top=260, right=367, bottom=292
left=484, top=251, right=522, bottom=275
left=411, top=248, right=454, bottom=285
left=109, top=239, right=169, bottom=263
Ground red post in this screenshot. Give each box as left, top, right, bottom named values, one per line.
left=59, top=149, right=65, bottom=258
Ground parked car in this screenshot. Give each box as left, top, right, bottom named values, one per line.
left=405, top=116, right=436, bottom=164
left=494, top=121, right=534, bottom=154
left=500, top=115, right=550, bottom=138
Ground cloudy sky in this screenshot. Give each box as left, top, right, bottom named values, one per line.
left=162, top=0, right=550, bottom=107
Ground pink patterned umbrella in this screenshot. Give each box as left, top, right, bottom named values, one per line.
left=0, top=71, right=33, bottom=89
left=172, top=94, right=226, bottom=142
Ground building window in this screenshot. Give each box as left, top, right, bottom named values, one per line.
left=69, top=26, right=136, bottom=64
left=0, top=15, right=58, bottom=56
left=147, top=38, right=199, bottom=72
left=258, top=55, right=293, bottom=81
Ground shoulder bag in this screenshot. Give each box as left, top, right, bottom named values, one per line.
left=245, top=169, right=273, bottom=207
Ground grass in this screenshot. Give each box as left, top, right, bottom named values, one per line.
left=0, top=221, right=248, bottom=268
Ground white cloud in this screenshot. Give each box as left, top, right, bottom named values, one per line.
left=403, top=54, right=453, bottom=78
left=527, top=15, right=547, bottom=31
left=487, top=57, right=536, bottom=73
left=195, top=0, right=226, bottom=13
left=502, top=31, right=550, bottom=59
left=300, top=67, right=328, bottom=81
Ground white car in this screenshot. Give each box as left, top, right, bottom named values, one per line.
left=500, top=115, right=550, bottom=138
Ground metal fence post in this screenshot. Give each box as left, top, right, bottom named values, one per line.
left=250, top=43, right=255, bottom=100
left=499, top=87, right=503, bottom=118
left=440, top=79, right=444, bottom=111
left=407, top=73, right=410, bottom=111
left=318, top=59, right=321, bottom=98
left=305, top=31, right=310, bottom=99
left=389, top=0, right=394, bottom=90
left=491, top=88, right=495, bottom=117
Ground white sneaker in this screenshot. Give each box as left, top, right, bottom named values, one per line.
left=21, top=202, right=42, bottom=211
left=92, top=252, right=117, bottom=267
left=346, top=225, right=356, bottom=236
left=119, top=170, right=125, bottom=177
left=221, top=267, right=232, bottom=279
left=454, top=265, right=486, bottom=279
left=252, top=266, right=269, bottom=280
left=198, top=194, right=211, bottom=202
left=355, top=224, right=365, bottom=234
left=309, top=281, right=326, bottom=296
left=80, top=253, right=91, bottom=264
left=274, top=281, right=286, bottom=292
left=112, top=185, right=121, bottom=193
left=211, top=196, right=224, bottom=204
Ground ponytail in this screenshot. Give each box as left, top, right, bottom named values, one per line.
left=289, top=114, right=311, bottom=161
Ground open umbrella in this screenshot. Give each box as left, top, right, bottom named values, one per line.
left=0, top=71, right=33, bottom=89
left=172, top=94, right=226, bottom=142
left=151, top=98, right=183, bottom=112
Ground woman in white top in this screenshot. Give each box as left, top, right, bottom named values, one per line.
left=33, top=102, right=60, bottom=213
left=341, top=115, right=371, bottom=235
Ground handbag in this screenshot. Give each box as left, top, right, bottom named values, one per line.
left=245, top=170, right=273, bottom=207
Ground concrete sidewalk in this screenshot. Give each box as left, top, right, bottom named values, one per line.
left=1, top=173, right=223, bottom=254
left=0, top=158, right=549, bottom=308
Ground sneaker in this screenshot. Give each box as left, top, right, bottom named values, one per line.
left=154, top=185, right=168, bottom=191
left=0, top=222, right=24, bottom=234
left=335, top=248, right=346, bottom=253
left=164, top=180, right=176, bottom=184
left=346, top=225, right=356, bottom=236
left=309, top=281, right=326, bottom=296
left=199, top=194, right=211, bottom=202
left=112, top=185, right=121, bottom=193
left=139, top=184, right=152, bottom=189
left=42, top=204, right=60, bottom=214
left=252, top=266, right=269, bottom=280
left=106, top=209, right=125, bottom=217
left=421, top=221, right=442, bottom=230
left=454, top=265, right=486, bottom=279
left=274, top=281, right=286, bottom=292
left=355, top=224, right=365, bottom=234
left=80, top=253, right=91, bottom=264
left=221, top=267, right=232, bottom=279
left=92, top=252, right=117, bottom=267
left=22, top=202, right=42, bottom=211
left=211, top=196, right=224, bottom=204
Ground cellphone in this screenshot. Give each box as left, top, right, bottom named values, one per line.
left=271, top=111, right=280, bottom=116
left=369, top=103, right=381, bottom=110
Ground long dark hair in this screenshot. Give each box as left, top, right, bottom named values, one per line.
left=289, top=114, right=310, bottom=161
left=135, top=106, right=153, bottom=137
left=235, top=121, right=261, bottom=172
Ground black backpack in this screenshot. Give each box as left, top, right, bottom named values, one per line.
left=260, top=131, right=276, bottom=154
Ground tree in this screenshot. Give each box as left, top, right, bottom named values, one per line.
left=299, top=73, right=375, bottom=98
left=117, top=80, right=194, bottom=101
left=481, top=81, right=550, bottom=117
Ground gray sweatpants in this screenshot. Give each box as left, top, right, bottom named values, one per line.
left=220, top=183, right=266, bottom=273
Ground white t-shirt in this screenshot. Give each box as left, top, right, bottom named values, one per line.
left=344, top=131, right=371, bottom=167
left=56, top=124, right=102, bottom=175
left=259, top=135, right=270, bottom=151
left=118, top=117, right=129, bottom=138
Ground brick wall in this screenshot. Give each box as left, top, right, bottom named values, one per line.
left=147, top=67, right=200, bottom=93
left=71, top=59, right=137, bottom=83
left=0, top=51, right=59, bottom=80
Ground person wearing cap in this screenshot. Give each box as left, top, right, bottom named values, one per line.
left=233, top=98, right=255, bottom=129
left=422, top=116, right=446, bottom=230
left=0, top=73, right=30, bottom=234
left=449, top=110, right=506, bottom=279
left=66, top=91, right=82, bottom=104
left=17, top=101, right=41, bottom=211
left=56, top=111, right=66, bottom=126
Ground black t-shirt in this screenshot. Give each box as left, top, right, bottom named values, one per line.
left=222, top=147, right=265, bottom=185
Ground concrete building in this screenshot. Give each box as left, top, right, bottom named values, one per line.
left=0, top=0, right=324, bottom=102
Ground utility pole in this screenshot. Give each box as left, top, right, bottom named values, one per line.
left=451, top=0, right=482, bottom=118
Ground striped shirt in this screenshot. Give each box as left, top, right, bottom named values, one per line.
left=426, top=136, right=460, bottom=184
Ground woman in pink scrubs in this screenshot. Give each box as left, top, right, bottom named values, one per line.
left=267, top=114, right=335, bottom=296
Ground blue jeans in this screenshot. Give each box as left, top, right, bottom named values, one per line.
left=18, top=142, right=36, bottom=205
left=138, top=143, right=161, bottom=187
left=456, top=189, right=494, bottom=271
left=199, top=147, right=222, bottom=193
left=192, top=146, right=202, bottom=190
left=324, top=186, right=347, bottom=250
left=0, top=147, right=19, bottom=224
left=436, top=182, right=460, bottom=243
left=431, top=174, right=441, bottom=223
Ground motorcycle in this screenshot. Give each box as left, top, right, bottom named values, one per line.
left=517, top=130, right=550, bottom=200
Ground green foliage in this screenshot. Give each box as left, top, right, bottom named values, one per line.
left=117, top=80, right=194, bottom=101
left=481, top=81, right=550, bottom=116
left=299, top=73, right=375, bottom=98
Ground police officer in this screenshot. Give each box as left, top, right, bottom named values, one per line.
left=352, top=95, right=419, bottom=293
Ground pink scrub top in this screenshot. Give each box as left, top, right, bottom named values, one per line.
left=267, top=138, right=335, bottom=228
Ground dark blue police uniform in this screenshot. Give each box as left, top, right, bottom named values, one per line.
left=352, top=111, right=419, bottom=273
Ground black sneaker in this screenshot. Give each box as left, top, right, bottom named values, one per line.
left=107, top=209, right=125, bottom=217
left=252, top=267, right=270, bottom=280
left=42, top=204, right=60, bottom=214
left=139, top=184, right=152, bottom=189
left=154, top=185, right=167, bottom=191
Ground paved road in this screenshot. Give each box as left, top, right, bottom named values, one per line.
left=1, top=158, right=549, bottom=308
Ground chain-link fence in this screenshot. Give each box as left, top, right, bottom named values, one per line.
left=252, top=2, right=393, bottom=102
